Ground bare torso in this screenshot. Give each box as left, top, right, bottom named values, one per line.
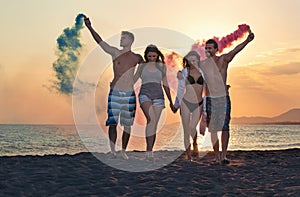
left=200, top=55, right=228, bottom=97
left=213, top=55, right=228, bottom=85
left=111, top=51, right=142, bottom=91
left=201, top=32, right=254, bottom=97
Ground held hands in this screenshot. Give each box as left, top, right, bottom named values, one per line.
left=172, top=107, right=179, bottom=113
left=170, top=103, right=178, bottom=113
left=177, top=71, right=183, bottom=80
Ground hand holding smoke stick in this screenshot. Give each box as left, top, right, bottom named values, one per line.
left=247, top=28, right=255, bottom=41
left=185, top=24, right=254, bottom=60
left=83, top=15, right=91, bottom=27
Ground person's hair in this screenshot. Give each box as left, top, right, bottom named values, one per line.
left=121, top=31, right=134, bottom=42
left=206, top=39, right=218, bottom=50
left=182, top=51, right=201, bottom=68
left=142, top=44, right=166, bottom=76
left=144, top=44, right=165, bottom=63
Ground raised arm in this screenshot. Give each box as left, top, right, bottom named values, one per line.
left=224, top=31, right=255, bottom=63
left=84, top=17, right=118, bottom=56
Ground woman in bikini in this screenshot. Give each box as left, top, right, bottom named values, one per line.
left=173, top=51, right=204, bottom=161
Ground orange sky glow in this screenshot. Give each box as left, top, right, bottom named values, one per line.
left=0, top=0, right=300, bottom=124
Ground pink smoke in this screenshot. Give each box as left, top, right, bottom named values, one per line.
left=164, top=52, right=182, bottom=69
left=191, top=40, right=206, bottom=60
left=216, top=24, right=250, bottom=53
left=169, top=24, right=251, bottom=62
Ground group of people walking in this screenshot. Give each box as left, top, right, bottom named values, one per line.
left=84, top=17, right=255, bottom=164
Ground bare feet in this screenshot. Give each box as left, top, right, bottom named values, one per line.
left=110, top=151, right=117, bottom=158
left=145, top=151, right=154, bottom=161
left=121, top=150, right=129, bottom=160
left=214, top=152, right=221, bottom=164
left=186, top=150, right=192, bottom=161
left=193, top=142, right=198, bottom=152
left=192, top=144, right=199, bottom=158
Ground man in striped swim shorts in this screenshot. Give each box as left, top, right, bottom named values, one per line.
left=85, top=17, right=143, bottom=159
left=202, top=30, right=254, bottom=165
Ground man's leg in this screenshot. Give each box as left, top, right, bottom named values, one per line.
left=221, top=130, right=229, bottom=161
left=211, top=132, right=220, bottom=162
left=121, top=126, right=131, bottom=160
left=206, top=97, right=220, bottom=162
left=119, top=90, right=136, bottom=160
left=108, top=125, right=117, bottom=156
left=106, top=89, right=120, bottom=157
left=221, top=96, right=231, bottom=164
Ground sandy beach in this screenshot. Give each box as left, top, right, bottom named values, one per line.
left=1, top=149, right=299, bottom=196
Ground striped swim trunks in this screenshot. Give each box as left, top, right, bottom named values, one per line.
left=204, top=95, right=231, bottom=132
left=105, top=89, right=136, bottom=126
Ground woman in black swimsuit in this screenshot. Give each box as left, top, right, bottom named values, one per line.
left=173, top=51, right=204, bottom=161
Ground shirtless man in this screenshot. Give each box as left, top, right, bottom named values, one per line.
left=201, top=30, right=255, bottom=164
left=84, top=17, right=143, bottom=159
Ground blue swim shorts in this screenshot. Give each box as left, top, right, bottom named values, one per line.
left=205, top=95, right=231, bottom=132
left=105, top=89, right=136, bottom=126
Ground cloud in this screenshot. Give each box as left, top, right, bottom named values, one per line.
left=284, top=48, right=300, bottom=53
left=255, top=47, right=300, bottom=62
left=263, top=62, right=300, bottom=75
left=230, top=75, right=264, bottom=90
left=229, top=63, right=300, bottom=117
left=248, top=62, right=300, bottom=77
left=229, top=65, right=267, bottom=90
left=230, top=62, right=300, bottom=96
left=270, top=48, right=300, bottom=56
left=236, top=61, right=300, bottom=76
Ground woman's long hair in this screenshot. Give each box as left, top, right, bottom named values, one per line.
left=144, top=44, right=165, bottom=63
left=143, top=44, right=166, bottom=76
left=182, top=51, right=201, bottom=68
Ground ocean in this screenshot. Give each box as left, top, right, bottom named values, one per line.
left=0, top=124, right=299, bottom=156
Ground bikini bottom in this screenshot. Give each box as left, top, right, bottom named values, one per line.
left=182, top=97, right=203, bottom=112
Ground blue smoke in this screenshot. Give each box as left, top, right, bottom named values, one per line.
left=52, top=13, right=86, bottom=95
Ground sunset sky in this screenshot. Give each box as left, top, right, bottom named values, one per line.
left=1, top=0, right=300, bottom=124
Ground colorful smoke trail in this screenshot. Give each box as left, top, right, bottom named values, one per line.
left=52, top=13, right=86, bottom=95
